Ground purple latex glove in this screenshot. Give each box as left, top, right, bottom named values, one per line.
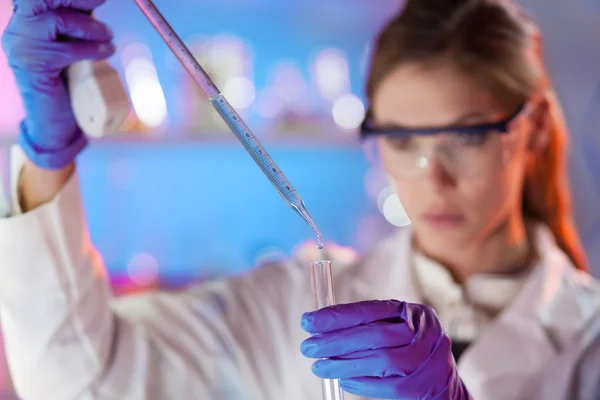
left=301, top=300, right=472, bottom=399
left=1, top=0, right=115, bottom=169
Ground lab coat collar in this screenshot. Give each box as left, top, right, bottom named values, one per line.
left=363, top=226, right=423, bottom=304
left=344, top=223, right=596, bottom=400
left=413, top=249, right=530, bottom=321
left=457, top=224, right=598, bottom=399
left=383, top=224, right=593, bottom=339
left=340, top=226, right=422, bottom=305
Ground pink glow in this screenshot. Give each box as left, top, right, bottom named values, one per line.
left=0, top=2, right=20, bottom=391
left=0, top=1, right=24, bottom=137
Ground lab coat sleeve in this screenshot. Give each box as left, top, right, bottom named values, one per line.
left=568, top=318, right=600, bottom=400
left=0, top=170, right=141, bottom=400
left=515, top=312, right=600, bottom=400
left=0, top=168, right=315, bottom=400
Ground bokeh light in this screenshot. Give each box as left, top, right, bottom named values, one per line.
left=381, top=191, right=411, bottom=227
left=223, top=77, right=256, bottom=110
left=256, top=87, right=284, bottom=119
left=127, top=252, right=159, bottom=286
left=313, top=48, right=351, bottom=101
left=332, top=94, right=365, bottom=130
left=125, top=57, right=168, bottom=129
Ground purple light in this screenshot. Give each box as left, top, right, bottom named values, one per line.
left=0, top=3, right=24, bottom=137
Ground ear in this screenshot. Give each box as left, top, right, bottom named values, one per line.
left=527, top=97, right=550, bottom=153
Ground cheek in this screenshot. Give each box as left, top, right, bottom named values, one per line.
left=387, top=162, right=526, bottom=225
left=457, top=131, right=531, bottom=221
left=389, top=177, right=425, bottom=218
left=464, top=176, right=509, bottom=215
left=459, top=165, right=522, bottom=223
left=393, top=172, right=519, bottom=222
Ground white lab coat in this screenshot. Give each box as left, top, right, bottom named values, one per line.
left=1, top=165, right=600, bottom=400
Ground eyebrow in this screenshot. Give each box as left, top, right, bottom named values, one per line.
left=452, top=112, right=493, bottom=124
left=374, top=111, right=495, bottom=130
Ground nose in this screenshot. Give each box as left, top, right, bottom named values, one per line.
left=423, top=153, right=456, bottom=187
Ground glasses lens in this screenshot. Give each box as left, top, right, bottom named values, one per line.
left=366, top=131, right=514, bottom=178
left=443, top=131, right=509, bottom=177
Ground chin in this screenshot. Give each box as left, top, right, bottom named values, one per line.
left=414, top=222, right=476, bottom=249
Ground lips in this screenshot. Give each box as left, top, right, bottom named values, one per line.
left=421, top=212, right=466, bottom=227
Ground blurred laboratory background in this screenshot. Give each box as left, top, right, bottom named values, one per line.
left=0, top=0, right=600, bottom=280
left=1, top=0, right=600, bottom=397
left=1, top=0, right=600, bottom=288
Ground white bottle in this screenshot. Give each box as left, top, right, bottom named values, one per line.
left=67, top=60, right=131, bottom=138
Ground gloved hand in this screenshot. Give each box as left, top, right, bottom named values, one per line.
left=1, top=0, right=115, bottom=169
left=301, top=300, right=472, bottom=399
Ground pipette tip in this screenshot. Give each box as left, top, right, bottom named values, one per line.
left=292, top=200, right=324, bottom=250
left=316, top=235, right=324, bottom=250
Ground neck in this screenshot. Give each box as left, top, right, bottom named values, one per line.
left=415, top=214, right=534, bottom=283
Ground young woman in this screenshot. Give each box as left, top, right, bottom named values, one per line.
left=1, top=0, right=599, bottom=399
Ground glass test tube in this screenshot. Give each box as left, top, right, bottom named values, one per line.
left=310, top=260, right=345, bottom=400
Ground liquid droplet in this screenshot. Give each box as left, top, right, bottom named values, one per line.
left=316, top=232, right=324, bottom=250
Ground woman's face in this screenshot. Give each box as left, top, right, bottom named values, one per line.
left=371, top=62, right=534, bottom=250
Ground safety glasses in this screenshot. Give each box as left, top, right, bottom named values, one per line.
left=360, top=104, right=529, bottom=178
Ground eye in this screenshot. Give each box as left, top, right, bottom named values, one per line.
left=385, top=136, right=416, bottom=150
left=456, top=132, right=490, bottom=147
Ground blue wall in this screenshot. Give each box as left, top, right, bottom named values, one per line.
left=77, top=139, right=382, bottom=280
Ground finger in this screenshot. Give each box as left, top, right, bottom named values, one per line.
left=49, top=9, right=113, bottom=41
left=339, top=337, right=455, bottom=399
left=4, top=38, right=115, bottom=71
left=8, top=10, right=112, bottom=41
left=59, top=39, right=115, bottom=62
left=15, top=0, right=107, bottom=16
left=301, top=320, right=414, bottom=358
left=301, top=300, right=406, bottom=334
left=310, top=334, right=440, bottom=379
